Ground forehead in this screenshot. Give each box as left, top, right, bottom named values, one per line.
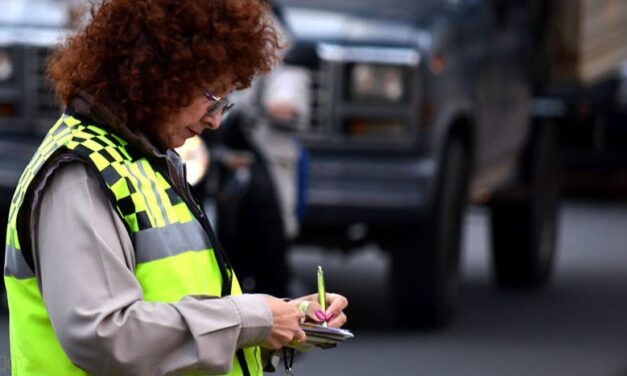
left=204, top=72, right=237, bottom=97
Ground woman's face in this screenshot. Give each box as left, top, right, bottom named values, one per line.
left=155, top=80, right=232, bottom=149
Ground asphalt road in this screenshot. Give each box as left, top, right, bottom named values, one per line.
left=2, top=199, right=627, bottom=375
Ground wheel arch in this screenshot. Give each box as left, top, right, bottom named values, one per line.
left=427, top=113, right=476, bottom=209
left=447, top=115, right=476, bottom=167
left=431, top=103, right=477, bottom=175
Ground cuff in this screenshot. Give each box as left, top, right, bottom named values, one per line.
left=230, top=294, right=273, bottom=348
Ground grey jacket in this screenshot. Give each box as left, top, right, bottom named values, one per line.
left=24, top=94, right=274, bottom=375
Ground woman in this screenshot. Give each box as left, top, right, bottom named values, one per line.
left=2, top=0, right=347, bottom=375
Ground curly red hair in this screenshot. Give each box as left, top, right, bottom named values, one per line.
left=47, top=0, right=281, bottom=130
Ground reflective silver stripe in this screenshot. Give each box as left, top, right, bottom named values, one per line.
left=133, top=220, right=212, bottom=263
left=4, top=245, right=35, bottom=279
left=51, top=119, right=71, bottom=140
left=136, top=160, right=170, bottom=226
left=123, top=163, right=158, bottom=229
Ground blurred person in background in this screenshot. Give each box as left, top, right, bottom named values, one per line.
left=2, top=0, right=347, bottom=375
left=208, top=2, right=311, bottom=298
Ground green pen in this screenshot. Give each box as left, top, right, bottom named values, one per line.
left=317, top=265, right=327, bottom=327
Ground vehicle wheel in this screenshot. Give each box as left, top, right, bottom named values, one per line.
left=388, top=137, right=469, bottom=328
left=490, top=122, right=560, bottom=288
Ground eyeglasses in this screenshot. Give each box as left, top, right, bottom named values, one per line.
left=201, top=89, right=234, bottom=115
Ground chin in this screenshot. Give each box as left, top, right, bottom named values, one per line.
left=167, top=138, right=184, bottom=149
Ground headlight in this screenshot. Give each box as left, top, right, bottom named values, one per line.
left=349, top=64, right=405, bottom=102
left=176, top=135, right=210, bottom=186
left=0, top=50, right=14, bottom=82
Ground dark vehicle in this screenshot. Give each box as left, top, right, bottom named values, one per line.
left=0, top=29, right=66, bottom=194
left=275, top=0, right=562, bottom=327
left=0, top=0, right=621, bottom=324
left=0, top=2, right=73, bottom=299
left=543, top=66, right=627, bottom=192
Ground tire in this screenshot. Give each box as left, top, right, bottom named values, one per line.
left=389, top=137, right=469, bottom=328
left=490, top=122, right=560, bottom=288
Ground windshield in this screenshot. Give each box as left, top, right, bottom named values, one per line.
left=277, top=0, right=441, bottom=22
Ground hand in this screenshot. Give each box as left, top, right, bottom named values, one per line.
left=261, top=296, right=307, bottom=350
left=289, top=293, right=348, bottom=328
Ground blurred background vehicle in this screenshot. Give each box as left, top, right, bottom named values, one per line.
left=272, top=0, right=550, bottom=328
left=1, top=0, right=626, bottom=332
left=266, top=0, right=627, bottom=327
left=550, top=63, right=627, bottom=194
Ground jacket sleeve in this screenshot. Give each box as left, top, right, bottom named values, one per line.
left=33, top=162, right=272, bottom=375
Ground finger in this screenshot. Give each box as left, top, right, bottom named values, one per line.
left=325, top=293, right=348, bottom=314
left=304, top=302, right=325, bottom=322
left=292, top=299, right=324, bottom=323
left=289, top=330, right=307, bottom=345
left=290, top=305, right=303, bottom=320
left=313, top=309, right=326, bottom=323
left=262, top=337, right=283, bottom=350
left=265, top=327, right=294, bottom=348
left=293, top=294, right=347, bottom=323
left=297, top=330, right=307, bottom=342
left=327, top=311, right=347, bottom=328
left=295, top=302, right=307, bottom=323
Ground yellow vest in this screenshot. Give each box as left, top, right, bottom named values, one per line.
left=4, top=114, right=262, bottom=375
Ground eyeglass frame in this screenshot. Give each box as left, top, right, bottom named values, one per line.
left=201, top=88, right=234, bottom=115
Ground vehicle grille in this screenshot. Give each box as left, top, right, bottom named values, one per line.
left=31, top=47, right=61, bottom=122
left=309, top=67, right=330, bottom=132
left=0, top=45, right=61, bottom=132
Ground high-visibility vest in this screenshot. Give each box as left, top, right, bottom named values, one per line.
left=3, top=113, right=262, bottom=375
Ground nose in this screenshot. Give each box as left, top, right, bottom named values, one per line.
left=202, top=111, right=224, bottom=130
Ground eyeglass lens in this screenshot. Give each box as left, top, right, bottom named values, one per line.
left=208, top=99, right=234, bottom=115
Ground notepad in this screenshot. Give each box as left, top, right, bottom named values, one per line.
left=288, top=323, right=354, bottom=351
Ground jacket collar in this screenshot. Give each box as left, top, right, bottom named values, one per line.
left=68, top=91, right=189, bottom=194
left=69, top=91, right=169, bottom=159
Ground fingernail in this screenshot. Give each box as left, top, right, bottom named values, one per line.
left=315, top=311, right=326, bottom=321
left=325, top=312, right=334, bottom=320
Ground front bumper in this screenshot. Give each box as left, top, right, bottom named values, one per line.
left=302, top=155, right=436, bottom=226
